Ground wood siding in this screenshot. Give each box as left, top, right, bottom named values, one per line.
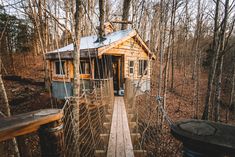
left=104, top=37, right=152, bottom=80
left=48, top=36, right=152, bottom=83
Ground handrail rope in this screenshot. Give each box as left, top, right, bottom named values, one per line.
left=56, top=48, right=69, bottom=99
left=133, top=85, right=175, bottom=127
left=127, top=56, right=175, bottom=152
left=132, top=79, right=174, bottom=126
left=60, top=2, right=115, bottom=155
left=84, top=45, right=98, bottom=150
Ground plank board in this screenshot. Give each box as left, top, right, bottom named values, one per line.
left=107, top=97, right=134, bottom=157
left=0, top=109, right=63, bottom=142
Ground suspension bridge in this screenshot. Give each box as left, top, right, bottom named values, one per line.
left=0, top=78, right=150, bottom=157
left=1, top=76, right=235, bottom=157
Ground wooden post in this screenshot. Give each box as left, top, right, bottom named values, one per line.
left=39, top=119, right=64, bottom=157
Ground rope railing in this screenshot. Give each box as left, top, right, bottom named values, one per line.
left=0, top=78, right=114, bottom=157
left=62, top=78, right=114, bottom=157
left=124, top=78, right=179, bottom=156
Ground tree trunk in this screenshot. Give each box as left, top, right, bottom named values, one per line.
left=121, top=0, right=131, bottom=30
left=170, top=0, right=176, bottom=90
left=214, top=0, right=229, bottom=122
left=105, top=0, right=110, bottom=21
left=71, top=0, right=82, bottom=156
left=229, top=63, right=235, bottom=119
left=214, top=57, right=224, bottom=121
left=202, top=0, right=220, bottom=120
left=162, top=0, right=175, bottom=126
left=98, top=0, right=105, bottom=40
left=0, top=74, right=20, bottom=157
left=192, top=0, right=202, bottom=119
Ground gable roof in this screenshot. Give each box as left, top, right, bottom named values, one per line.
left=46, top=29, right=155, bottom=59
left=48, top=29, right=133, bottom=53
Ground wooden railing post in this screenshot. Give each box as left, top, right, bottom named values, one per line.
left=38, top=119, right=64, bottom=157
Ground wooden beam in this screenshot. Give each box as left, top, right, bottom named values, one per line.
left=0, top=109, right=63, bottom=142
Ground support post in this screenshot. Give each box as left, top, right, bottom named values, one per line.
left=39, top=119, right=64, bottom=157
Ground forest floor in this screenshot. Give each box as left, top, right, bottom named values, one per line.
left=0, top=54, right=50, bottom=157
left=1, top=53, right=50, bottom=116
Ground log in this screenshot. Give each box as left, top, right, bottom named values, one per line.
left=39, top=119, right=64, bottom=157
left=17, top=135, right=32, bottom=157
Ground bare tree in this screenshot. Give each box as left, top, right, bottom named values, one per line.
left=230, top=62, right=235, bottom=119
left=98, top=0, right=105, bottom=40
left=202, top=0, right=221, bottom=120
left=170, top=0, right=177, bottom=90
left=70, top=0, right=83, bottom=156
left=214, top=0, right=230, bottom=122
left=192, top=0, right=203, bottom=119
left=0, top=75, right=20, bottom=157
left=162, top=0, right=175, bottom=125
left=121, top=0, right=131, bottom=30
left=106, top=0, right=110, bottom=21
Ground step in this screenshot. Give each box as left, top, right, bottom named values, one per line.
left=107, top=109, right=113, bottom=114
left=134, top=150, right=147, bottom=157
left=103, top=122, right=111, bottom=132
left=100, top=134, right=109, bottom=144
left=127, top=108, right=134, bottom=114
left=128, top=113, right=136, bottom=122
left=105, top=114, right=112, bottom=122
left=129, top=122, right=138, bottom=133
left=95, top=150, right=106, bottom=157
left=131, top=133, right=141, bottom=149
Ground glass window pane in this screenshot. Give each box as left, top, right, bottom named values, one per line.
left=55, top=61, right=65, bottom=75
left=130, top=67, right=133, bottom=74
left=130, top=61, right=134, bottom=67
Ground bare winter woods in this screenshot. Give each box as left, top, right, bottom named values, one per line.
left=0, top=0, right=235, bottom=156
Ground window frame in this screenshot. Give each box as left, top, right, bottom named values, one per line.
left=80, top=61, right=91, bottom=74
left=54, top=60, right=66, bottom=76
left=129, top=60, right=134, bottom=76
left=138, top=60, right=148, bottom=76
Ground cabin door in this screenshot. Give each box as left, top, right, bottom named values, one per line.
left=112, top=56, right=123, bottom=95
left=112, top=60, right=119, bottom=94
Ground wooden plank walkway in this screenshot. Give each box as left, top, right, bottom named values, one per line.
left=107, top=97, right=134, bottom=157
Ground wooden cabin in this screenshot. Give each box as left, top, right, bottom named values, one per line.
left=45, top=23, right=155, bottom=99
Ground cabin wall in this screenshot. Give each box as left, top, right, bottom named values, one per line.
left=48, top=59, right=95, bottom=99
left=48, top=60, right=73, bottom=82
left=104, top=37, right=152, bottom=91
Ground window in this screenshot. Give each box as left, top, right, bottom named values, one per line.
left=129, top=61, right=134, bottom=75
left=55, top=61, right=65, bottom=75
left=138, top=60, right=148, bottom=76
left=80, top=61, right=90, bottom=74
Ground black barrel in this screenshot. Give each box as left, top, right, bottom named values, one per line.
left=171, top=120, right=235, bottom=157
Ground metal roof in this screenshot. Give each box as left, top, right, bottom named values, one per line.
left=47, top=29, right=134, bottom=53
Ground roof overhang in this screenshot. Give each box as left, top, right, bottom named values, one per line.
left=45, top=49, right=98, bottom=60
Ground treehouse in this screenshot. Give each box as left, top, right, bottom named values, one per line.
left=46, top=23, right=155, bottom=99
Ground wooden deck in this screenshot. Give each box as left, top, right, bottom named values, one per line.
left=107, top=97, right=134, bottom=157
